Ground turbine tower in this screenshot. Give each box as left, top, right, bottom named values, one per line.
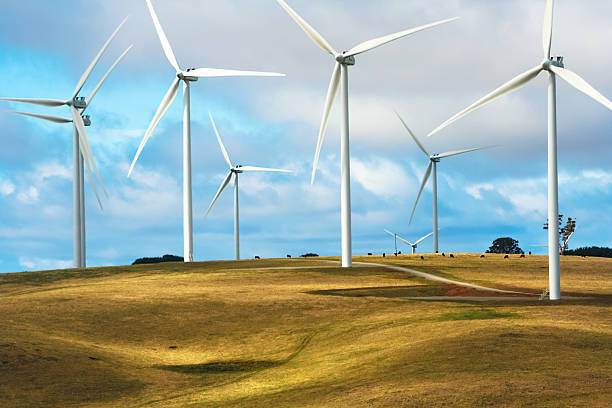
left=203, top=113, right=292, bottom=261
left=384, top=229, right=433, bottom=254
left=128, top=0, right=285, bottom=263
left=1, top=18, right=131, bottom=268
left=395, top=111, right=492, bottom=253
left=277, top=0, right=457, bottom=268
left=427, top=0, right=611, bottom=299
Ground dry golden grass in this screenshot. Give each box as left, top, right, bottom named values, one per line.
left=0, top=255, right=610, bottom=407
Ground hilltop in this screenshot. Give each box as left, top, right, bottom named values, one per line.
left=1, top=254, right=610, bottom=407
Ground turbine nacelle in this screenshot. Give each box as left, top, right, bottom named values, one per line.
left=542, top=56, right=564, bottom=71
left=335, top=53, right=355, bottom=65
left=177, top=69, right=199, bottom=82
left=69, top=96, right=87, bottom=109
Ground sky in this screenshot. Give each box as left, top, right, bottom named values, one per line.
left=0, top=0, right=611, bottom=273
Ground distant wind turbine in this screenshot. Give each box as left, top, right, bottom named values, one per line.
left=395, top=111, right=493, bottom=253
left=128, top=0, right=285, bottom=263
left=384, top=229, right=433, bottom=254
left=427, top=0, right=611, bottom=300
left=204, top=113, right=292, bottom=261
left=277, top=0, right=457, bottom=267
left=1, top=17, right=131, bottom=268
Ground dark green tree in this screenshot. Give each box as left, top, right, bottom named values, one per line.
left=486, top=237, right=523, bottom=254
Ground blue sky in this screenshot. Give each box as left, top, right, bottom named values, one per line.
left=0, top=0, right=611, bottom=272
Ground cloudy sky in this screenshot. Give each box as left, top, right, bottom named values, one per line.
left=0, top=0, right=610, bottom=272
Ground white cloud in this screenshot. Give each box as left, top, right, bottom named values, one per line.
left=351, top=157, right=412, bottom=199
left=466, top=183, right=494, bottom=200
left=35, top=162, right=71, bottom=182
left=17, top=186, right=39, bottom=204
left=19, top=257, right=72, bottom=271
left=1, top=180, right=15, bottom=196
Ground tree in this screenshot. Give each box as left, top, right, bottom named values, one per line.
left=544, top=214, right=576, bottom=254
left=486, top=237, right=523, bottom=254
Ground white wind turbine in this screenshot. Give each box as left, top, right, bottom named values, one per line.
left=395, top=111, right=492, bottom=253
left=1, top=18, right=131, bottom=268
left=203, top=113, right=292, bottom=261
left=427, top=0, right=611, bottom=300
left=128, top=0, right=285, bottom=263
left=276, top=0, right=457, bottom=268
left=384, top=229, right=433, bottom=255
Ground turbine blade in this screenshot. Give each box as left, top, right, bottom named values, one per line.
left=436, top=145, right=496, bottom=159
left=239, top=166, right=292, bottom=173
left=84, top=45, right=133, bottom=110
left=0, top=98, right=66, bottom=107
left=208, top=112, right=232, bottom=168
left=384, top=229, right=413, bottom=246
left=146, top=0, right=180, bottom=72
left=5, top=110, right=72, bottom=124
left=72, top=16, right=129, bottom=99
left=128, top=77, right=180, bottom=177
left=276, top=0, right=336, bottom=55
left=428, top=65, right=543, bottom=137
left=415, top=231, right=434, bottom=245
left=542, top=0, right=554, bottom=59
left=71, top=107, right=103, bottom=208
left=346, top=17, right=458, bottom=57
left=312, top=62, right=341, bottom=184
left=71, top=106, right=108, bottom=199
left=409, top=162, right=433, bottom=224
left=550, top=66, right=612, bottom=110
left=394, top=109, right=429, bottom=157
left=187, top=68, right=285, bottom=78
left=203, top=171, right=233, bottom=221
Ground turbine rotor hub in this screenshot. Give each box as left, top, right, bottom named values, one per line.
left=177, top=70, right=199, bottom=82
left=430, top=156, right=441, bottom=163
left=72, top=97, right=87, bottom=109
left=542, top=56, right=564, bottom=71
left=336, top=53, right=355, bottom=66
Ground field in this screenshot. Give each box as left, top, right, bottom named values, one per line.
left=0, top=254, right=610, bottom=407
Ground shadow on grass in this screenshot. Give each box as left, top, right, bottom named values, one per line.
left=437, top=309, right=518, bottom=321
left=154, top=333, right=314, bottom=376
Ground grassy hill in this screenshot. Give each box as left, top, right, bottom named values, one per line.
left=1, top=254, right=610, bottom=407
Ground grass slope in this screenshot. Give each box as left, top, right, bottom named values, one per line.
left=0, top=254, right=610, bottom=407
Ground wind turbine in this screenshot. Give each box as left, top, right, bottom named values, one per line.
left=395, top=111, right=492, bottom=253
left=427, top=0, right=611, bottom=300
left=128, top=0, right=285, bottom=263
left=384, top=229, right=433, bottom=255
left=276, top=0, right=457, bottom=268
left=1, top=18, right=131, bottom=268
left=203, top=113, right=291, bottom=261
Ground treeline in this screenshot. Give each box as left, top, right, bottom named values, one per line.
left=133, top=254, right=184, bottom=265
left=564, top=247, right=612, bottom=258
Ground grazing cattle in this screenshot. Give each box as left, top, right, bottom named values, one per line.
left=442, top=253, right=446, bottom=257
left=504, top=255, right=509, bottom=259
left=368, top=253, right=372, bottom=256
left=450, top=254, right=454, bottom=258
left=382, top=253, right=385, bottom=258
left=254, top=256, right=261, bottom=260
left=420, top=256, right=424, bottom=260
left=480, top=255, right=485, bottom=258
left=520, top=254, right=525, bottom=258
left=287, top=254, right=292, bottom=258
